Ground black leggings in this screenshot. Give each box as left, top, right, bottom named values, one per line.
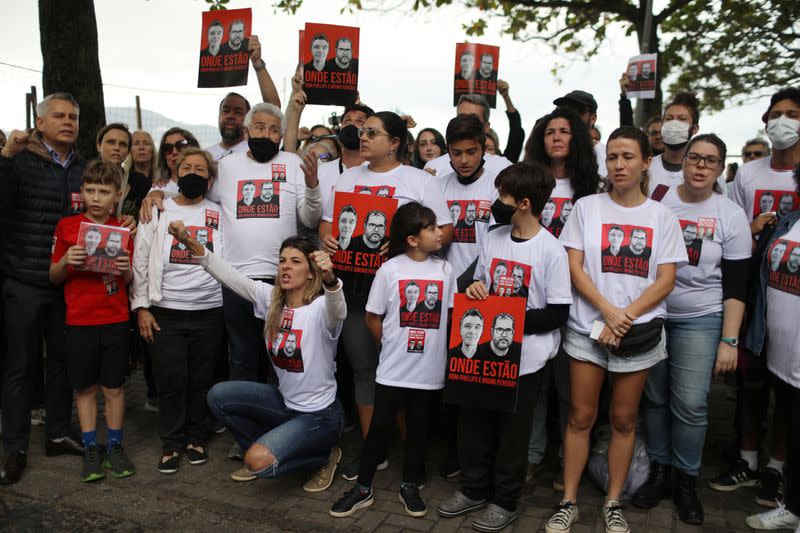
left=773, top=376, right=800, bottom=515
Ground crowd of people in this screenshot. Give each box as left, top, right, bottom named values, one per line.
left=0, top=44, right=799, bottom=533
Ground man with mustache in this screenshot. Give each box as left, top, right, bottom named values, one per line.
left=348, top=210, right=388, bottom=253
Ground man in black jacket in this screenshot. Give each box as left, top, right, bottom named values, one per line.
left=0, top=92, right=88, bottom=484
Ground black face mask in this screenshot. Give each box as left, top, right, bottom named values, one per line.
left=178, top=173, right=208, bottom=199
left=127, top=171, right=151, bottom=199
left=450, top=157, right=486, bottom=185
left=248, top=137, right=280, bottom=163
left=338, top=124, right=361, bottom=151
left=490, top=199, right=516, bottom=226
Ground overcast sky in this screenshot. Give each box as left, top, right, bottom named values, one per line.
left=0, top=0, right=771, bottom=160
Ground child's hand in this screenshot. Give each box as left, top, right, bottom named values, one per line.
left=115, top=250, right=131, bottom=273
left=168, top=221, right=190, bottom=244
left=465, top=281, right=488, bottom=300
left=321, top=234, right=339, bottom=255
left=65, top=245, right=87, bottom=266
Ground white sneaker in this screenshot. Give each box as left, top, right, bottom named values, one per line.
left=545, top=500, right=579, bottom=533
left=745, top=504, right=800, bottom=530
left=603, top=500, right=630, bottom=533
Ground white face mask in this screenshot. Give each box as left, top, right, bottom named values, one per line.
left=660, top=120, right=691, bottom=146
left=766, top=116, right=800, bottom=150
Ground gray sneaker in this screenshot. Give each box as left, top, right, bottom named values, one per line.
left=472, top=503, right=519, bottom=532
left=227, top=442, right=243, bottom=461
left=437, top=490, right=486, bottom=518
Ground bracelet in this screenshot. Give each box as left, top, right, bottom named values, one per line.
left=253, top=59, right=266, bottom=71
left=323, top=277, right=338, bottom=288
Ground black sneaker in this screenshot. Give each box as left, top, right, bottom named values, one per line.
left=632, top=461, right=672, bottom=509
left=708, top=458, right=759, bottom=491
left=340, top=456, right=389, bottom=481
left=81, top=446, right=105, bottom=482
left=158, top=452, right=180, bottom=475
left=399, top=483, right=427, bottom=517
left=102, top=444, right=135, bottom=478
left=329, top=486, right=374, bottom=517
left=185, top=446, right=208, bottom=466
left=756, top=467, right=784, bottom=508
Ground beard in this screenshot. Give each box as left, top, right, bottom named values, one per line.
left=220, top=123, right=244, bottom=142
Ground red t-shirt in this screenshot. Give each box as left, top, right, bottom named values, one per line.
left=51, top=214, right=133, bottom=326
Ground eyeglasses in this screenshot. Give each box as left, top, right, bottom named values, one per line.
left=163, top=139, right=196, bottom=154
left=358, top=127, right=392, bottom=140
left=743, top=150, right=765, bottom=158
left=685, top=152, right=723, bottom=169
left=307, top=134, right=339, bottom=143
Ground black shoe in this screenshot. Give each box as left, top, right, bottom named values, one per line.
left=708, top=458, right=759, bottom=491
left=439, top=455, right=461, bottom=479
left=81, top=446, right=105, bottom=482
left=45, top=434, right=84, bottom=457
left=185, top=446, right=208, bottom=466
left=0, top=451, right=27, bottom=485
left=674, top=470, right=703, bottom=525
left=399, top=482, right=427, bottom=517
left=330, top=486, right=374, bottom=517
left=632, top=461, right=672, bottom=509
left=158, top=452, right=180, bottom=475
left=756, top=467, right=784, bottom=508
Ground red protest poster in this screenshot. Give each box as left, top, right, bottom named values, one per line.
left=444, top=294, right=526, bottom=412
left=198, top=8, right=252, bottom=88
left=331, top=192, right=398, bottom=276
left=453, top=42, right=500, bottom=108
left=753, top=189, right=799, bottom=220
left=74, top=222, right=131, bottom=275
left=600, top=223, right=653, bottom=278
left=625, top=53, right=657, bottom=99
left=302, top=23, right=360, bottom=106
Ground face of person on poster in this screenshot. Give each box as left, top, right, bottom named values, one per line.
left=465, top=202, right=477, bottom=225
left=512, top=265, right=525, bottom=294
left=479, top=53, right=494, bottom=79
left=491, top=262, right=507, bottom=293
left=682, top=223, right=698, bottom=246
left=84, top=228, right=102, bottom=256
left=627, top=62, right=639, bottom=81
left=424, top=283, right=439, bottom=310
left=310, top=36, right=329, bottom=70
left=779, top=194, right=794, bottom=218
left=560, top=200, right=573, bottom=223
left=196, top=229, right=209, bottom=247
left=207, top=22, right=224, bottom=54
left=283, top=332, right=297, bottom=357
left=363, top=211, right=387, bottom=249
left=105, top=232, right=123, bottom=257
left=641, top=61, right=653, bottom=79
left=260, top=181, right=274, bottom=203
left=227, top=21, right=245, bottom=51
left=338, top=207, right=357, bottom=244
left=241, top=182, right=256, bottom=205
left=608, top=226, right=624, bottom=255
left=490, top=315, right=514, bottom=355
left=628, top=229, right=648, bottom=256
left=771, top=242, right=787, bottom=271
left=459, top=51, right=475, bottom=79
left=760, top=192, right=775, bottom=215
left=334, top=38, right=353, bottom=69
left=541, top=199, right=556, bottom=226
left=788, top=246, right=800, bottom=273
left=405, top=282, right=420, bottom=311
left=449, top=203, right=462, bottom=225
left=459, top=312, right=484, bottom=350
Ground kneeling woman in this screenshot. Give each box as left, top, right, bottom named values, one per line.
left=169, top=227, right=347, bottom=490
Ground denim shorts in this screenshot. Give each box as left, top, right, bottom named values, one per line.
left=564, top=326, right=667, bottom=373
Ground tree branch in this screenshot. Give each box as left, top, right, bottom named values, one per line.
left=654, top=0, right=692, bottom=24
left=508, top=0, right=638, bottom=21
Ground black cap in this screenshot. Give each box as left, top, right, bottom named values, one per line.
left=553, top=90, right=598, bottom=113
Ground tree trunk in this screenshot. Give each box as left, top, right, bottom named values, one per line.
left=39, top=0, right=105, bottom=158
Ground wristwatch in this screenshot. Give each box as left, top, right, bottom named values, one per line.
left=720, top=337, right=738, bottom=347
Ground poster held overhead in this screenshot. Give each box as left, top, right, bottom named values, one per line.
left=301, top=23, right=360, bottom=106
left=453, top=42, right=500, bottom=108
left=625, top=53, right=657, bottom=99
left=198, top=8, right=252, bottom=88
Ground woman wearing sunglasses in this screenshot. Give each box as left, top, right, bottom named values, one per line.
left=318, top=111, right=453, bottom=479
left=152, top=128, right=200, bottom=196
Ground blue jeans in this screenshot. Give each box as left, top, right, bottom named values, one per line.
left=207, top=381, right=344, bottom=478
left=642, top=312, right=722, bottom=476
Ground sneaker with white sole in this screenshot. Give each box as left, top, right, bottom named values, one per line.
left=744, top=504, right=800, bottom=530
left=603, top=500, right=630, bottom=533
left=303, top=447, right=341, bottom=493
left=227, top=442, right=243, bottom=461
left=546, top=500, right=579, bottom=533
left=330, top=486, right=374, bottom=517
left=231, top=467, right=257, bottom=482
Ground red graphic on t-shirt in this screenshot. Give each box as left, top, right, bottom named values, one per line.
left=679, top=219, right=703, bottom=267
left=600, top=223, right=652, bottom=278
left=398, top=279, right=443, bottom=329
left=754, top=189, right=799, bottom=219
left=205, top=209, right=219, bottom=229
left=353, top=184, right=396, bottom=197
left=280, top=308, right=294, bottom=331
left=540, top=197, right=574, bottom=238
left=271, top=163, right=287, bottom=182
left=269, top=330, right=304, bottom=373
left=767, top=238, right=800, bottom=296
left=70, top=192, right=85, bottom=214
left=169, top=226, right=214, bottom=265
left=448, top=199, right=490, bottom=243
left=407, top=329, right=426, bottom=353
left=488, top=258, right=531, bottom=298
left=236, top=179, right=280, bottom=219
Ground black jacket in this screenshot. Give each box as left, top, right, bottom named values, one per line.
left=0, top=131, right=86, bottom=288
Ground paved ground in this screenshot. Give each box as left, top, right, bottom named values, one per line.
left=0, top=370, right=768, bottom=532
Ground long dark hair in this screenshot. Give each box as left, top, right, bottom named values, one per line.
left=606, top=126, right=652, bottom=196
left=387, top=202, right=438, bottom=259
left=685, top=133, right=726, bottom=194
left=372, top=111, right=408, bottom=161
left=412, top=127, right=446, bottom=169
left=523, top=107, right=599, bottom=201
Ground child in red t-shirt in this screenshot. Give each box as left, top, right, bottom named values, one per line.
left=50, top=161, right=135, bottom=482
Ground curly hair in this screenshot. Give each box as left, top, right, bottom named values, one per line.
left=523, top=107, right=599, bottom=201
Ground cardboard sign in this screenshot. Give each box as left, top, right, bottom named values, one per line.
left=74, top=222, right=131, bottom=275
left=444, top=294, right=526, bottom=412
left=198, top=8, right=252, bottom=88
left=331, top=192, right=398, bottom=276
left=625, top=53, right=657, bottom=99
left=453, top=43, right=500, bottom=108
left=301, top=23, right=360, bottom=106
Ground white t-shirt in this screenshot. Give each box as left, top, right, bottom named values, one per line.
left=366, top=255, right=456, bottom=390
left=322, top=163, right=451, bottom=227
left=541, top=178, right=575, bottom=238
left=474, top=226, right=573, bottom=375
left=765, top=221, right=800, bottom=388
left=207, top=151, right=318, bottom=278
left=148, top=179, right=179, bottom=197
left=648, top=154, right=727, bottom=197
left=559, top=193, right=687, bottom=334
left=157, top=198, right=223, bottom=310
left=205, top=139, right=249, bottom=163
left=318, top=158, right=369, bottom=212
left=731, top=156, right=799, bottom=222
left=251, top=285, right=340, bottom=412
left=594, top=143, right=608, bottom=178
left=661, top=187, right=752, bottom=318
left=437, top=169, right=498, bottom=278
left=424, top=153, right=512, bottom=178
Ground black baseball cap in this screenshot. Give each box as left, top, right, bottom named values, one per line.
left=553, top=90, right=598, bottom=113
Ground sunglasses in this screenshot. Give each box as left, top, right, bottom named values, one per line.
left=743, top=150, right=765, bottom=158
left=308, top=134, right=339, bottom=143
left=163, top=139, right=196, bottom=154
left=358, top=127, right=392, bottom=140
left=318, top=153, right=335, bottom=162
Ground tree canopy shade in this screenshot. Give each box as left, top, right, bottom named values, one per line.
left=270, top=0, right=800, bottom=118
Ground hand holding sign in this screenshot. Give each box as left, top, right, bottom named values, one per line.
left=465, top=280, right=489, bottom=300
left=624, top=53, right=657, bottom=99
left=65, top=245, right=88, bottom=267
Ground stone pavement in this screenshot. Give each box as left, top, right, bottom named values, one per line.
left=1, top=370, right=767, bottom=532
